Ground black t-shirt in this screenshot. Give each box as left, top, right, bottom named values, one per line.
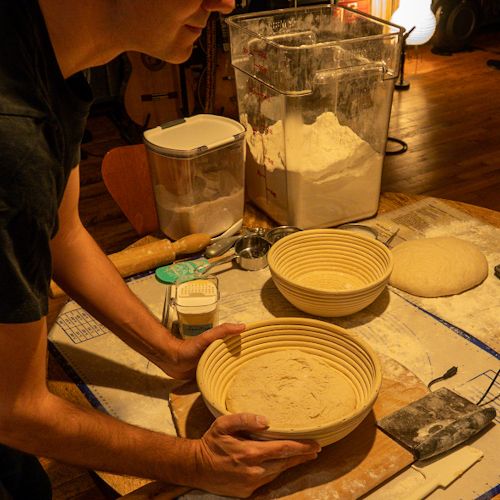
left=0, top=0, right=93, bottom=323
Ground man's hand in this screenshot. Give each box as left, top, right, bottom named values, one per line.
left=189, top=413, right=321, bottom=498
left=158, top=322, right=245, bottom=380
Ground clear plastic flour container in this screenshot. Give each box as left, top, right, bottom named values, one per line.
left=226, top=5, right=403, bottom=228
left=144, top=114, right=246, bottom=239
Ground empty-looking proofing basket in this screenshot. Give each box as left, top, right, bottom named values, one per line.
left=267, top=229, right=393, bottom=317
left=197, top=317, right=382, bottom=447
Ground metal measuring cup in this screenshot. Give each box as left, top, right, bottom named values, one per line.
left=200, top=235, right=271, bottom=274
left=204, top=227, right=268, bottom=258
left=265, top=225, right=303, bottom=244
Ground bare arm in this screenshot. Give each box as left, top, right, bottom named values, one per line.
left=49, top=167, right=241, bottom=379
left=49, top=167, right=181, bottom=371
left=0, top=319, right=193, bottom=481
left=0, top=319, right=318, bottom=496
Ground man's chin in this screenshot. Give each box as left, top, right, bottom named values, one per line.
left=163, top=46, right=195, bottom=65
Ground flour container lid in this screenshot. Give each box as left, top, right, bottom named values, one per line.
left=143, top=114, right=246, bottom=158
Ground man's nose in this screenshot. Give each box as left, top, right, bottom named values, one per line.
left=203, top=0, right=235, bottom=14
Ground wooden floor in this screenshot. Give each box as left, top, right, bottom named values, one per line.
left=42, top=27, right=500, bottom=499
left=383, top=28, right=500, bottom=212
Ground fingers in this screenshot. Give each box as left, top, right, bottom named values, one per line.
left=214, top=412, right=269, bottom=434
left=161, top=324, right=244, bottom=380
left=213, top=413, right=321, bottom=458
left=261, top=450, right=319, bottom=477
left=263, top=440, right=321, bottom=460
left=199, top=414, right=320, bottom=498
left=232, top=451, right=319, bottom=497
left=196, top=322, right=245, bottom=349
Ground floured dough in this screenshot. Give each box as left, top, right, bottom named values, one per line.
left=389, top=237, right=488, bottom=297
left=226, top=350, right=356, bottom=429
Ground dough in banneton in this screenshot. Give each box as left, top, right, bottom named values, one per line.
left=389, top=237, right=488, bottom=297
left=226, top=350, right=356, bottom=429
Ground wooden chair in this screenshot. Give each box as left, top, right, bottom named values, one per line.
left=101, top=144, right=160, bottom=236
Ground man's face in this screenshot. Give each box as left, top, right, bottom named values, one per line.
left=140, top=0, right=235, bottom=63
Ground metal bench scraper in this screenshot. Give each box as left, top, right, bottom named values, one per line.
left=377, top=387, right=496, bottom=460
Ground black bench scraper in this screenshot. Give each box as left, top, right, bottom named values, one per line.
left=377, top=387, right=496, bottom=460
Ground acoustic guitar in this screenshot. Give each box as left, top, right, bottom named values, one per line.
left=123, top=51, right=183, bottom=129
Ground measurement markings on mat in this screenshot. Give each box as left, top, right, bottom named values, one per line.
left=56, top=308, right=110, bottom=344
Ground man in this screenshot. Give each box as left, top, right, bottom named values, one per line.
left=0, top=0, right=320, bottom=498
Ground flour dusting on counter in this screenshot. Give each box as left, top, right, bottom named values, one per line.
left=372, top=199, right=500, bottom=351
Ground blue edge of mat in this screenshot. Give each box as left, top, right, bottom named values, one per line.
left=49, top=277, right=499, bottom=497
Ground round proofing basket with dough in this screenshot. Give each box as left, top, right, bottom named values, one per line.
left=267, top=229, right=393, bottom=317
left=196, top=317, right=382, bottom=447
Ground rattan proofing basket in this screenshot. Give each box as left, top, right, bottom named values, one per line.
left=267, top=229, right=393, bottom=317
left=197, top=317, right=382, bottom=446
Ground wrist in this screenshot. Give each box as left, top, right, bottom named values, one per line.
left=147, top=325, right=180, bottom=363
left=165, top=437, right=200, bottom=487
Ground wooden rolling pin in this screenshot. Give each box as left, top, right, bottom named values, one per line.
left=49, top=233, right=211, bottom=299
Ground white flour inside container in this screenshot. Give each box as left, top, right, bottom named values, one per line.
left=244, top=111, right=383, bottom=228
left=154, top=185, right=244, bottom=239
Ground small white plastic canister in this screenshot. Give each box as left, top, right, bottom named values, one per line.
left=174, top=278, right=219, bottom=339
left=144, top=114, right=246, bottom=240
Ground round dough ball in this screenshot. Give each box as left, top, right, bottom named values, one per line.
left=389, top=237, right=488, bottom=297
left=226, top=350, right=356, bottom=430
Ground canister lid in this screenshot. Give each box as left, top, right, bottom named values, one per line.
left=175, top=279, right=218, bottom=314
left=143, top=114, right=245, bottom=158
